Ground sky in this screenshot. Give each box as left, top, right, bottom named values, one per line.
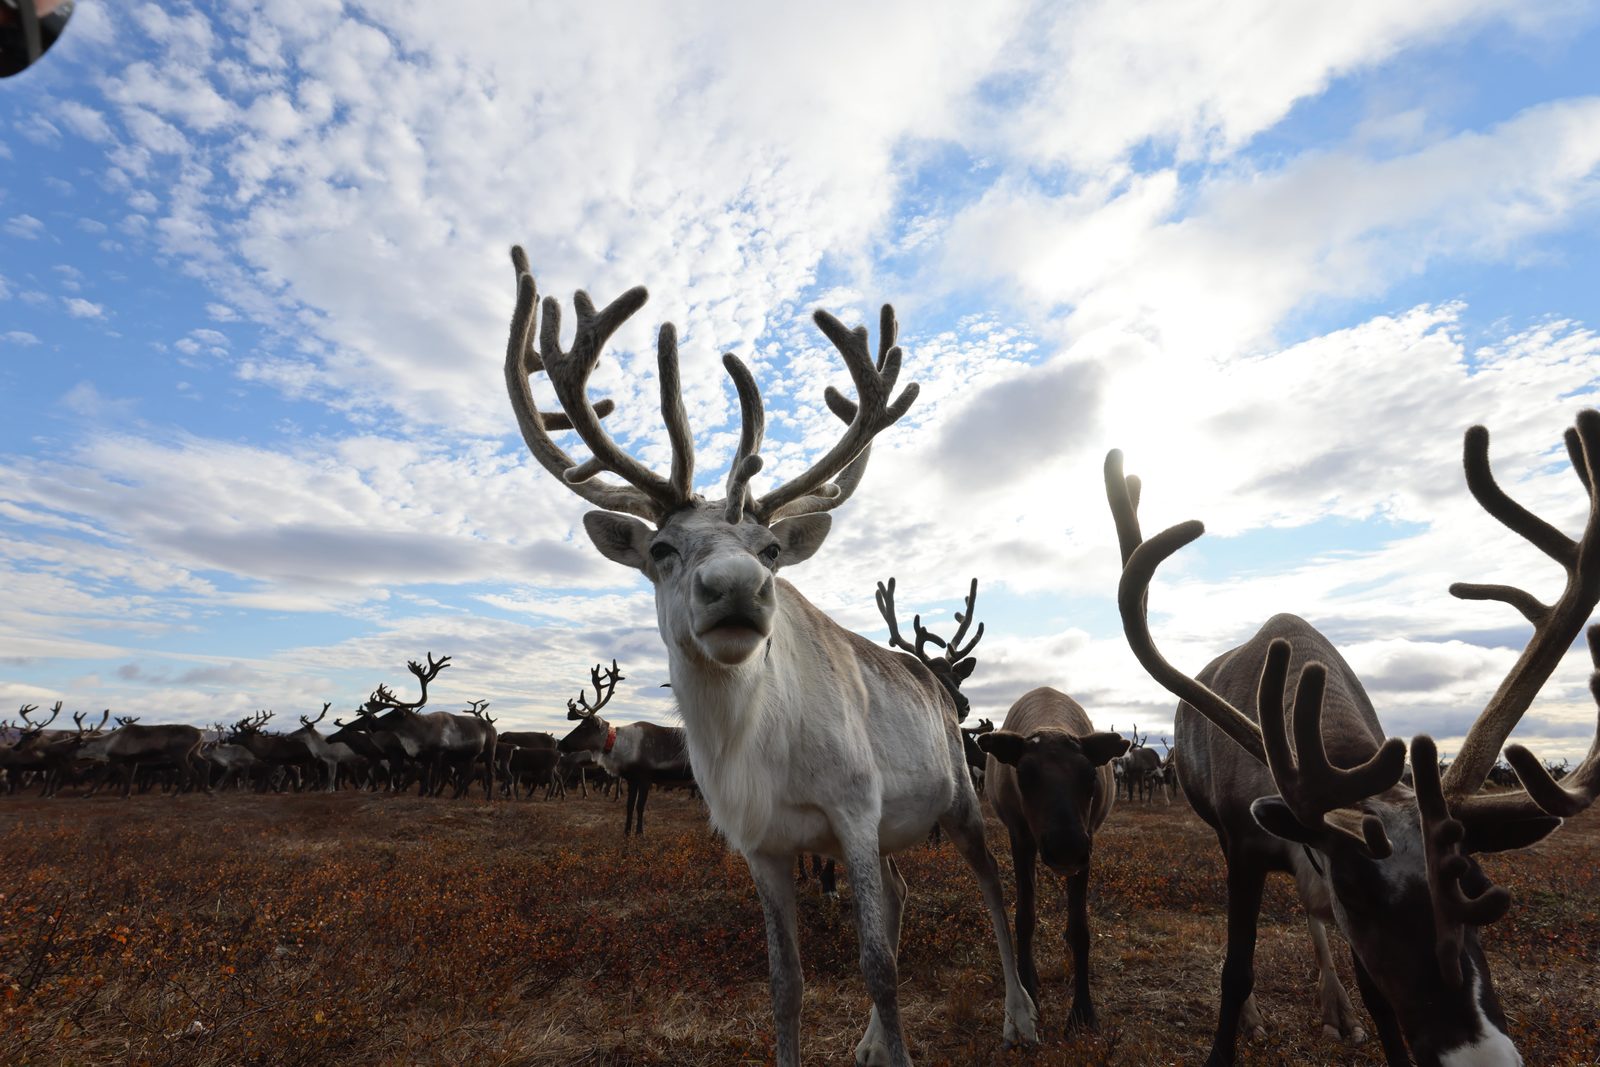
left=2, top=1, right=1599, bottom=760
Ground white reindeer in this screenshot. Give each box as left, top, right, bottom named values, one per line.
left=500, top=247, right=1036, bottom=1066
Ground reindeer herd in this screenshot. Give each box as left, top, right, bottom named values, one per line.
left=6, top=251, right=1598, bottom=1066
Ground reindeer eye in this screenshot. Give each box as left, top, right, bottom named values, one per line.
left=650, top=541, right=678, bottom=562
left=760, top=543, right=781, bottom=564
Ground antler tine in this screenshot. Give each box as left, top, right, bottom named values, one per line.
left=301, top=702, right=331, bottom=728
left=755, top=306, right=919, bottom=523
left=945, top=578, right=985, bottom=662
left=1457, top=622, right=1600, bottom=823
left=722, top=354, right=766, bottom=524
left=503, top=247, right=683, bottom=522
left=875, top=578, right=921, bottom=659
left=1412, top=735, right=1512, bottom=987
left=1444, top=410, right=1600, bottom=800
left=1256, top=641, right=1406, bottom=856
left=1103, top=450, right=1145, bottom=568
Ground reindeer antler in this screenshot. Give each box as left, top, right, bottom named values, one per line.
left=367, top=652, right=452, bottom=713
left=568, top=660, right=624, bottom=720
left=300, top=702, right=331, bottom=729
left=465, top=699, right=495, bottom=724
left=1108, top=449, right=1405, bottom=855
left=1443, top=410, right=1600, bottom=820
left=18, top=702, right=58, bottom=733
left=114, top=715, right=141, bottom=727
left=505, top=249, right=917, bottom=528
left=876, top=577, right=985, bottom=710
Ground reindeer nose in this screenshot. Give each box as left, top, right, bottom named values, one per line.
left=693, top=555, right=773, bottom=610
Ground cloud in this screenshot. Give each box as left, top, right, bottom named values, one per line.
left=64, top=298, right=107, bottom=319
left=2, top=331, right=40, bottom=346
left=5, top=215, right=45, bottom=240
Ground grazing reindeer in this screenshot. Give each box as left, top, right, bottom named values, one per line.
left=558, top=661, right=693, bottom=836
left=500, top=248, right=1036, bottom=1065
left=361, top=653, right=497, bottom=800
left=1106, top=410, right=1600, bottom=1067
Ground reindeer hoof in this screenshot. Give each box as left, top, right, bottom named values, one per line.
left=1003, top=992, right=1040, bottom=1047
left=1346, top=1026, right=1368, bottom=1045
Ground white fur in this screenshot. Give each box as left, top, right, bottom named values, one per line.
left=1440, top=974, right=1521, bottom=1067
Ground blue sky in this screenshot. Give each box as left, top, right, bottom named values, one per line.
left=2, top=1, right=1599, bottom=757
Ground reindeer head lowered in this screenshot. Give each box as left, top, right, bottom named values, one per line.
left=503, top=247, right=917, bottom=669
left=1107, top=409, right=1600, bottom=1063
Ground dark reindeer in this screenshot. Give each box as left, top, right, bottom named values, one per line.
left=558, top=660, right=693, bottom=835
left=361, top=653, right=497, bottom=800
left=1106, top=410, right=1600, bottom=1067
left=76, top=716, right=208, bottom=797
left=1116, top=724, right=1163, bottom=803
left=969, top=553, right=1130, bottom=1031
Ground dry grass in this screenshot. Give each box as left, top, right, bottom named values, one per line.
left=2, top=790, right=1597, bottom=1065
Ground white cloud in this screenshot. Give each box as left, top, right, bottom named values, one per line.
left=64, top=298, right=107, bottom=319
left=55, top=101, right=116, bottom=144
left=5, top=215, right=45, bottom=240
left=2, top=331, right=41, bottom=346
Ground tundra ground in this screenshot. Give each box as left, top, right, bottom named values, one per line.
left=2, top=788, right=1597, bottom=1066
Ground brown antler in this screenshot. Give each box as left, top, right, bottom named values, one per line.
left=114, top=715, right=141, bottom=727
left=1412, top=735, right=1512, bottom=986
left=465, top=699, right=494, bottom=724
left=18, top=702, right=58, bottom=733
left=1443, top=410, right=1600, bottom=816
left=569, top=660, right=624, bottom=720
left=1256, top=642, right=1406, bottom=856
left=504, top=248, right=693, bottom=523
left=72, top=709, right=108, bottom=735
left=368, top=652, right=452, bottom=713
left=876, top=577, right=985, bottom=706
left=300, top=702, right=331, bottom=728
left=753, top=305, right=918, bottom=523
left=1110, top=452, right=1405, bottom=854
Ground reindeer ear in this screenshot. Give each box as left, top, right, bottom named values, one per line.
left=772, top=513, right=831, bottom=566
left=1250, top=796, right=1325, bottom=847
left=583, top=511, right=654, bottom=571
left=1080, top=731, right=1131, bottom=767
left=952, top=658, right=978, bottom=683
left=977, top=730, right=1030, bottom=766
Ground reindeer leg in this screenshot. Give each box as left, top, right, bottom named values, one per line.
left=627, top=777, right=646, bottom=831
left=940, top=785, right=1039, bottom=1049
left=839, top=829, right=910, bottom=1067
left=854, top=856, right=908, bottom=1066
left=1308, top=914, right=1366, bottom=1044
left=745, top=849, right=803, bottom=1067
left=1208, top=854, right=1268, bottom=1067
left=1350, top=953, right=1411, bottom=1067
left=1007, top=827, right=1042, bottom=1010
left=1066, top=865, right=1097, bottom=1031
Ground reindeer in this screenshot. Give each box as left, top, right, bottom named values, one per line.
left=557, top=661, right=693, bottom=835
left=227, top=711, right=316, bottom=792
left=1117, top=724, right=1163, bottom=803
left=283, top=703, right=345, bottom=791
left=499, top=248, right=1037, bottom=1065
left=967, top=552, right=1131, bottom=1031
left=75, top=716, right=208, bottom=797
left=360, top=654, right=497, bottom=800
left=1105, top=410, right=1600, bottom=1066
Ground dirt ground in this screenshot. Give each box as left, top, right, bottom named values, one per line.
left=2, top=786, right=1597, bottom=1066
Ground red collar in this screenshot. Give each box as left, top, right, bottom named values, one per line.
left=603, top=725, right=617, bottom=754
